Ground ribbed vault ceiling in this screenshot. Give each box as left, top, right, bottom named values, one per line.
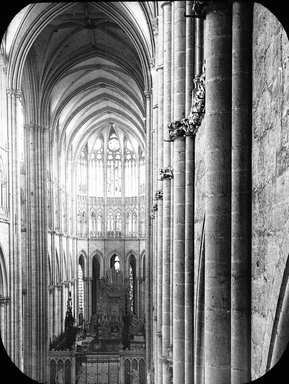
left=11, top=2, right=156, bottom=155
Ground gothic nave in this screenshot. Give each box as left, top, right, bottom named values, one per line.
left=0, top=1, right=289, bottom=384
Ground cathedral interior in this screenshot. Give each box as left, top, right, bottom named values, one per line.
left=0, top=1, right=289, bottom=384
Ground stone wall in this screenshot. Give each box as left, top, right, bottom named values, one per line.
left=251, top=3, right=289, bottom=379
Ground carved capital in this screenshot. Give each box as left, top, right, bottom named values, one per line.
left=159, top=167, right=174, bottom=180
left=0, top=296, right=11, bottom=307
left=167, top=120, right=186, bottom=141
left=155, top=190, right=163, bottom=200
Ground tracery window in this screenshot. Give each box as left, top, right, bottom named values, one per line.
left=107, top=133, right=121, bottom=198
left=126, top=210, right=132, bottom=237
left=89, top=138, right=103, bottom=197
left=107, top=210, right=114, bottom=237
left=96, top=210, right=103, bottom=237
left=78, top=148, right=87, bottom=194
left=125, top=140, right=137, bottom=197
left=140, top=151, right=145, bottom=196
left=132, top=210, right=137, bottom=236
left=115, top=210, right=122, bottom=237
left=90, top=209, right=96, bottom=236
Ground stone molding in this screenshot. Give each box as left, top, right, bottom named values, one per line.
left=0, top=296, right=11, bottom=306
left=6, top=88, right=22, bottom=99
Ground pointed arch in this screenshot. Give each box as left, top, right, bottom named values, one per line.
left=0, top=244, right=8, bottom=297
left=90, top=251, right=104, bottom=278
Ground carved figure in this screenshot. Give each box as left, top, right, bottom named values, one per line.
left=55, top=367, right=64, bottom=384
left=129, top=368, right=139, bottom=384
left=106, top=267, right=124, bottom=284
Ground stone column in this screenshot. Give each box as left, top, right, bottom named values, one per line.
left=144, top=89, right=153, bottom=371
left=231, top=2, right=252, bottom=383
left=204, top=2, right=232, bottom=383
left=161, top=2, right=172, bottom=384
left=195, top=17, right=204, bottom=77
left=171, top=2, right=186, bottom=384
left=24, top=121, right=49, bottom=381
left=151, top=77, right=158, bottom=382
left=156, top=9, right=164, bottom=384
left=184, top=2, right=195, bottom=384
left=6, top=89, right=23, bottom=368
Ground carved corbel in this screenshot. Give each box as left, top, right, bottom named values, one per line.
left=159, top=167, right=174, bottom=180
left=167, top=120, right=186, bottom=141
left=183, top=64, right=206, bottom=136
left=155, top=190, right=163, bottom=200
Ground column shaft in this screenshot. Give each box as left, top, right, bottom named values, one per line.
left=24, top=123, right=49, bottom=382
left=204, top=3, right=232, bottom=383
left=145, top=91, right=153, bottom=370
left=157, top=11, right=164, bottom=384
left=172, top=2, right=186, bottom=384
left=231, top=2, right=252, bottom=383
left=195, top=18, right=204, bottom=76
left=185, top=2, right=195, bottom=384
left=162, top=2, right=172, bottom=383
left=7, top=90, right=22, bottom=368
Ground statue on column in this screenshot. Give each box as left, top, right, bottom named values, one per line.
left=129, top=368, right=139, bottom=384
left=55, top=367, right=64, bottom=384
